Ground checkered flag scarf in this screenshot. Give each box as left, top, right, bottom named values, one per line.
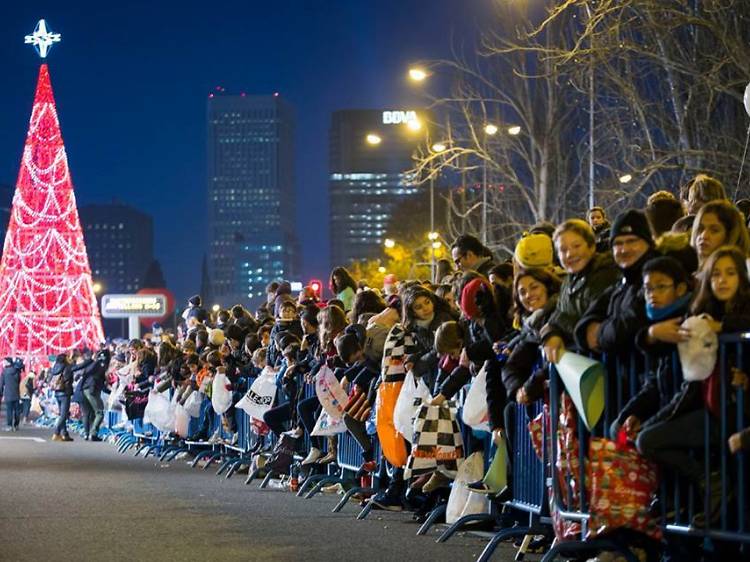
left=381, top=324, right=419, bottom=383
left=404, top=399, right=465, bottom=479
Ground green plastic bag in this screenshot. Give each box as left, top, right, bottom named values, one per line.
left=482, top=435, right=507, bottom=493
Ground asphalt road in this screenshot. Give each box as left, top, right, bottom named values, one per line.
left=0, top=417, right=520, bottom=562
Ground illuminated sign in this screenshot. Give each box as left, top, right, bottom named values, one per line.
left=382, top=110, right=418, bottom=125
left=101, top=294, right=167, bottom=318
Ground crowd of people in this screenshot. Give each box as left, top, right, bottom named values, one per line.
left=4, top=173, right=750, bottom=562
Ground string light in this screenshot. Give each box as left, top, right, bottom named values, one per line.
left=0, top=64, right=104, bottom=369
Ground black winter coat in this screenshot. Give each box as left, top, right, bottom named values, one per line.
left=575, top=249, right=658, bottom=358
left=0, top=364, right=22, bottom=401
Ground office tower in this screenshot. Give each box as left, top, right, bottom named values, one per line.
left=329, top=109, right=426, bottom=267
left=207, top=92, right=296, bottom=307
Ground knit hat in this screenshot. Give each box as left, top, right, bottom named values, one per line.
left=208, top=328, right=225, bottom=347
left=460, top=277, right=493, bottom=320
left=514, top=233, right=554, bottom=269
left=188, top=295, right=201, bottom=307
left=610, top=209, right=653, bottom=247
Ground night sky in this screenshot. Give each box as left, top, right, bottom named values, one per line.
left=0, top=1, right=490, bottom=303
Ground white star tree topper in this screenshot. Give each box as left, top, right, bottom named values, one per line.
left=24, top=19, right=61, bottom=59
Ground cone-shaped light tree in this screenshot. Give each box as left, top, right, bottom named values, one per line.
left=0, top=22, right=104, bottom=367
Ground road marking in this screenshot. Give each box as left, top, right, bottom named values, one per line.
left=0, top=437, right=46, bottom=443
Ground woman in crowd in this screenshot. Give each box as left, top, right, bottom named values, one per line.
left=690, top=199, right=750, bottom=268
left=329, top=267, right=358, bottom=312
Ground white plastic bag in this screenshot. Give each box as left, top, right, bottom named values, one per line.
left=446, top=452, right=489, bottom=524
left=236, top=367, right=276, bottom=420
left=183, top=390, right=203, bottom=418
left=211, top=370, right=233, bottom=415
left=174, top=403, right=190, bottom=438
left=393, top=371, right=432, bottom=442
left=107, top=381, right=128, bottom=412
left=315, top=363, right=348, bottom=420
left=311, top=409, right=346, bottom=436
left=462, top=365, right=490, bottom=431
left=144, top=389, right=175, bottom=433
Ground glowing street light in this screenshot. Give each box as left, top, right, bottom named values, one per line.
left=408, top=67, right=428, bottom=82
left=92, top=282, right=102, bottom=294
left=428, top=231, right=439, bottom=241
left=619, top=174, right=633, bottom=184
left=212, top=304, right=220, bottom=312
left=378, top=266, right=387, bottom=274
left=431, top=142, right=447, bottom=153
left=366, top=133, right=382, bottom=145
left=432, top=241, right=442, bottom=250
left=507, top=125, right=522, bottom=136
left=384, top=238, right=395, bottom=248
left=406, top=118, right=422, bottom=132
left=484, top=123, right=499, bottom=136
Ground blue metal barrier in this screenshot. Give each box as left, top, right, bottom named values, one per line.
left=543, top=337, right=749, bottom=561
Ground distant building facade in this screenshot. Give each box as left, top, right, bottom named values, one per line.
left=329, top=109, right=427, bottom=267
left=79, top=202, right=155, bottom=339
left=207, top=92, right=296, bottom=307
left=79, top=203, right=154, bottom=293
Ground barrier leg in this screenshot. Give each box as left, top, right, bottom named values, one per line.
left=416, top=503, right=447, bottom=535
left=245, top=467, right=261, bottom=485
left=476, top=527, right=533, bottom=562
left=297, top=473, right=329, bottom=497
left=190, top=450, right=215, bottom=468
left=332, top=486, right=374, bottom=513
left=202, top=451, right=223, bottom=470
left=356, top=501, right=376, bottom=520
left=436, top=513, right=496, bottom=543
left=305, top=476, right=342, bottom=499
left=225, top=458, right=247, bottom=480
left=259, top=471, right=275, bottom=489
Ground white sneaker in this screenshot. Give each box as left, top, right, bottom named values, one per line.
left=282, top=427, right=304, bottom=439
left=207, top=429, right=221, bottom=444
left=301, top=447, right=322, bottom=465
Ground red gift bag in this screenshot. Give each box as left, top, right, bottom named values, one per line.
left=587, top=434, right=662, bottom=540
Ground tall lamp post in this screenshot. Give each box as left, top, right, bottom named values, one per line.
left=429, top=142, right=446, bottom=282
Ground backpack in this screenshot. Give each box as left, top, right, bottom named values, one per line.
left=264, top=434, right=297, bottom=474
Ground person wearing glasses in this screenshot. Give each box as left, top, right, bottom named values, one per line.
left=450, top=235, right=496, bottom=277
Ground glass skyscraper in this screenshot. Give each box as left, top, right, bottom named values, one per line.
left=207, top=93, right=296, bottom=307
left=329, top=109, right=426, bottom=267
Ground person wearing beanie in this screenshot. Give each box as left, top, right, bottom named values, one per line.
left=575, top=209, right=658, bottom=359
left=460, top=277, right=494, bottom=321
left=514, top=232, right=554, bottom=270
left=181, top=295, right=208, bottom=324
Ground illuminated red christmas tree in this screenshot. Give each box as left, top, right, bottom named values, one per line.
left=0, top=56, right=104, bottom=366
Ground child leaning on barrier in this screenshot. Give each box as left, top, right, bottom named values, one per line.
left=611, top=256, right=692, bottom=438
left=636, top=246, right=750, bottom=526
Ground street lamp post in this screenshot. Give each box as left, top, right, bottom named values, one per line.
left=482, top=124, right=499, bottom=246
